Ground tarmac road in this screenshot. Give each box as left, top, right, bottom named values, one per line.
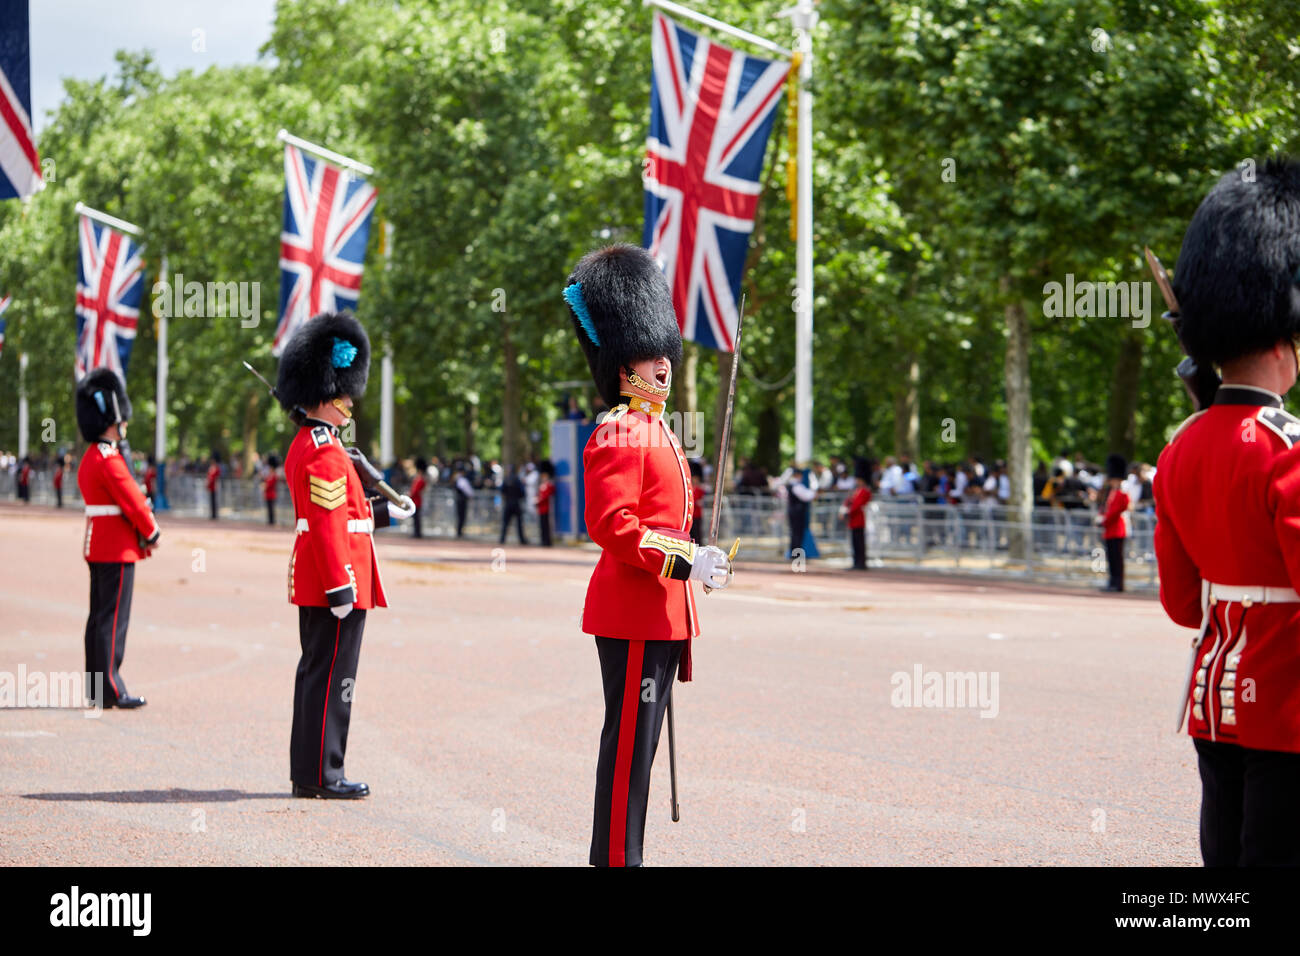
left=0, top=504, right=1201, bottom=866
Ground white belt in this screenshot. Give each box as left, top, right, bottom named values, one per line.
left=295, top=518, right=373, bottom=534
left=84, top=505, right=122, bottom=517
left=1207, top=582, right=1300, bottom=605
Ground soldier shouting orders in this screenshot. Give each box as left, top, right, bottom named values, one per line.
left=563, top=244, right=734, bottom=867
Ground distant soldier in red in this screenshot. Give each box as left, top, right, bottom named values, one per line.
left=16, top=456, right=31, bottom=503
left=75, top=368, right=158, bottom=709
left=840, top=456, right=872, bottom=570
left=206, top=454, right=220, bottom=520
left=1096, top=454, right=1129, bottom=592
left=563, top=244, right=734, bottom=867
left=536, top=459, right=555, bottom=547
left=409, top=457, right=427, bottom=539
left=275, top=311, right=415, bottom=799
left=143, top=455, right=157, bottom=503
left=263, top=453, right=280, bottom=526
left=689, top=460, right=706, bottom=545
left=1154, top=157, right=1300, bottom=865
left=52, top=455, right=65, bottom=508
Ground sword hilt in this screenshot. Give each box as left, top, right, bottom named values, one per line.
left=703, top=538, right=740, bottom=595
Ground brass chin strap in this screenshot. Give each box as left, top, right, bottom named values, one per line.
left=627, top=370, right=670, bottom=397
left=331, top=397, right=353, bottom=419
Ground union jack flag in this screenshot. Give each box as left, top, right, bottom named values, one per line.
left=0, top=1, right=42, bottom=200
left=643, top=12, right=789, bottom=352
left=274, top=143, right=378, bottom=355
left=75, top=215, right=143, bottom=380
left=0, top=294, right=9, bottom=358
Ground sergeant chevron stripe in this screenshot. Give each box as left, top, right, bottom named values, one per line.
left=308, top=474, right=347, bottom=510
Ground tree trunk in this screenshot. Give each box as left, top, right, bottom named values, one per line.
left=500, top=312, right=522, bottom=467
left=893, top=355, right=920, bottom=460
left=681, top=342, right=698, bottom=418
left=241, top=392, right=260, bottom=475
left=1106, top=328, right=1144, bottom=462
left=463, top=399, right=477, bottom=458
left=1002, top=277, right=1033, bottom=560
left=754, top=393, right=781, bottom=475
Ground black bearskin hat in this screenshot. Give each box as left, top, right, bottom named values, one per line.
left=275, top=311, right=371, bottom=414
left=415, top=457, right=429, bottom=472
left=854, top=456, right=871, bottom=481
left=75, top=367, right=132, bottom=442
left=1174, top=157, right=1300, bottom=366
left=563, top=244, right=682, bottom=407
left=538, top=458, right=555, bottom=476
left=1106, top=453, right=1127, bottom=480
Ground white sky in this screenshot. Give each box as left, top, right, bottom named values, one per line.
left=30, top=0, right=277, bottom=132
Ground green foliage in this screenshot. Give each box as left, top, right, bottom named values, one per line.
left=2, top=0, right=1297, bottom=472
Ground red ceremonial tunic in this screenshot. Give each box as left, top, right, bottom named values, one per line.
left=410, top=474, right=426, bottom=509
left=1100, top=487, right=1129, bottom=539
left=53, top=467, right=63, bottom=490
left=263, top=471, right=278, bottom=501
left=537, top=479, right=554, bottom=515
left=206, top=463, right=220, bottom=492
left=284, top=422, right=388, bottom=610
left=1155, top=385, right=1300, bottom=753
left=845, top=486, right=870, bottom=529
left=581, top=403, right=699, bottom=675
left=77, top=441, right=159, bottom=563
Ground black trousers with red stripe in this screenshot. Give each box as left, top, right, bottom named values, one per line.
left=291, top=606, right=366, bottom=787
left=83, top=561, right=135, bottom=706
left=590, top=636, right=683, bottom=867
left=1195, top=738, right=1300, bottom=865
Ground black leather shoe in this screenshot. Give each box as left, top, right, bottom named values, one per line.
left=112, top=695, right=147, bottom=709
left=292, top=779, right=370, bottom=799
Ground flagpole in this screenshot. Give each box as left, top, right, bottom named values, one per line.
left=17, top=352, right=29, bottom=460
left=155, top=253, right=169, bottom=467
left=380, top=221, right=394, bottom=467
left=641, top=0, right=792, bottom=57
left=73, top=202, right=142, bottom=236
left=276, top=129, right=375, bottom=177
left=782, top=1, right=817, bottom=464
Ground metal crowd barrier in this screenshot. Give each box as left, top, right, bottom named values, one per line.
left=0, top=470, right=1156, bottom=588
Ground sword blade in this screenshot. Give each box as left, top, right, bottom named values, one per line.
left=242, top=360, right=277, bottom=397
left=707, top=296, right=745, bottom=546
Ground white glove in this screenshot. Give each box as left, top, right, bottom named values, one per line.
left=388, top=495, right=416, bottom=520
left=330, top=602, right=354, bottom=619
left=689, top=545, right=732, bottom=590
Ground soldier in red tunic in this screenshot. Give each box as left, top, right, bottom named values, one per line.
left=275, top=311, right=415, bottom=799
left=409, top=458, right=427, bottom=539
left=263, top=453, right=280, bottom=526
left=563, top=244, right=734, bottom=867
left=840, top=456, right=872, bottom=570
left=205, top=454, right=221, bottom=520
left=1096, top=454, right=1130, bottom=593
left=1154, top=157, right=1300, bottom=865
left=75, top=368, right=158, bottom=709
left=52, top=455, right=65, bottom=508
left=536, top=459, right=555, bottom=547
